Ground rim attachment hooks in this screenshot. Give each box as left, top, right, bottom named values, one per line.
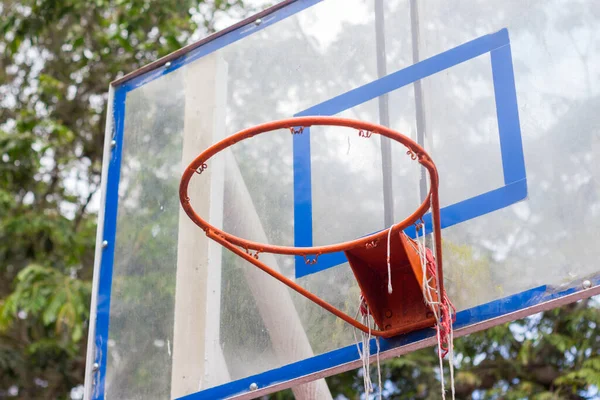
left=415, top=218, right=425, bottom=232
left=245, top=247, right=261, bottom=259
left=303, top=254, right=320, bottom=265
left=365, top=240, right=379, bottom=249
left=195, top=163, right=208, bottom=174
left=290, top=126, right=305, bottom=135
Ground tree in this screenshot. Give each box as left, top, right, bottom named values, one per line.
left=0, top=1, right=246, bottom=398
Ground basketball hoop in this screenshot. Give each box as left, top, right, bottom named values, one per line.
left=179, top=116, right=453, bottom=340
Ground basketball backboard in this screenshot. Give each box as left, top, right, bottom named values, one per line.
left=85, top=1, right=600, bottom=399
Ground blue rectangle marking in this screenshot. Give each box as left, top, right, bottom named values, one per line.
left=293, top=28, right=527, bottom=278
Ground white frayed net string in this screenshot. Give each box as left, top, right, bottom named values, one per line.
left=386, top=226, right=394, bottom=294
left=353, top=296, right=383, bottom=399
left=358, top=217, right=456, bottom=400
left=410, top=221, right=456, bottom=400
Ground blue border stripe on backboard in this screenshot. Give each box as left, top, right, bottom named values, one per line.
left=176, top=282, right=567, bottom=400
left=491, top=41, right=526, bottom=184
left=293, top=28, right=527, bottom=277
left=92, top=86, right=126, bottom=399
left=120, top=0, right=323, bottom=93
left=94, top=2, right=324, bottom=399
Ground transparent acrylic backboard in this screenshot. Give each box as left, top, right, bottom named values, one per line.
left=85, top=1, right=600, bottom=399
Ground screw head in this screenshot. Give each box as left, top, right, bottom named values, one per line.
left=165, top=61, right=172, bottom=68
left=583, top=280, right=592, bottom=289
left=110, top=139, right=116, bottom=148
left=92, top=362, right=99, bottom=371
left=254, top=18, right=262, bottom=26
left=249, top=382, right=258, bottom=391
left=102, top=240, right=108, bottom=248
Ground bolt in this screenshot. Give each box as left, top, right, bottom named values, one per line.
left=385, top=310, right=393, bottom=318
left=384, top=324, right=392, bottom=330
left=110, top=139, right=116, bottom=148
left=254, top=18, right=262, bottom=26
left=165, top=61, right=172, bottom=68
left=102, top=240, right=108, bottom=248
left=93, top=362, right=99, bottom=371
left=426, top=311, right=434, bottom=318
left=582, top=280, right=592, bottom=289
left=249, top=382, right=258, bottom=391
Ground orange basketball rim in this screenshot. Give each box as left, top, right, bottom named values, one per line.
left=179, top=116, right=448, bottom=339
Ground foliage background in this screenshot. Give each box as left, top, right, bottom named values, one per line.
left=0, top=1, right=247, bottom=398
left=0, top=0, right=599, bottom=399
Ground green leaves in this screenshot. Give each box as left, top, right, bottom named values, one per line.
left=556, top=357, right=600, bottom=393
left=0, top=264, right=91, bottom=343
left=38, top=74, right=66, bottom=101
left=0, top=0, right=249, bottom=397
left=545, top=332, right=576, bottom=354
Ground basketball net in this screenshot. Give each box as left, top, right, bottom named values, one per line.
left=356, top=222, right=456, bottom=400
left=353, top=296, right=383, bottom=398
left=413, top=221, right=456, bottom=400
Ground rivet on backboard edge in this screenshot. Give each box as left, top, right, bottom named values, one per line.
left=249, top=383, right=258, bottom=391
left=254, top=18, right=262, bottom=26
left=92, top=362, right=99, bottom=371
left=582, top=280, right=592, bottom=289
left=102, top=240, right=108, bottom=248
left=165, top=61, right=172, bottom=68
left=110, top=139, right=116, bottom=148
